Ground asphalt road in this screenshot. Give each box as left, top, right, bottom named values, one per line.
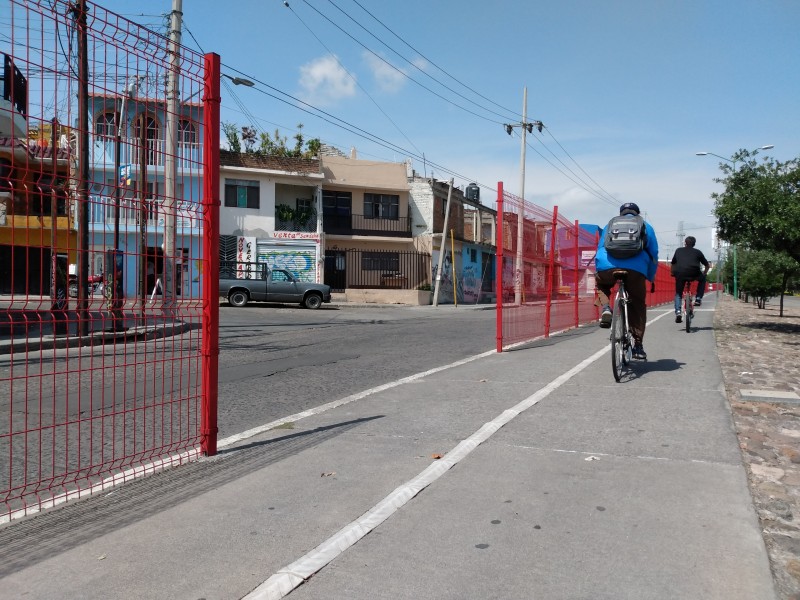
left=215, top=304, right=497, bottom=437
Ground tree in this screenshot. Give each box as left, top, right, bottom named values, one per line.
left=728, top=246, right=799, bottom=315
left=221, top=122, right=241, bottom=153
left=711, top=149, right=800, bottom=316
left=712, top=150, right=800, bottom=264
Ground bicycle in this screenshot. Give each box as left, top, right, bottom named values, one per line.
left=680, top=279, right=695, bottom=333
left=610, top=270, right=635, bottom=382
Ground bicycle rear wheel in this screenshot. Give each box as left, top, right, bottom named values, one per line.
left=684, top=293, right=692, bottom=332
left=610, top=296, right=625, bottom=382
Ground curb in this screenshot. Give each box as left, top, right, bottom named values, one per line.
left=0, top=321, right=194, bottom=356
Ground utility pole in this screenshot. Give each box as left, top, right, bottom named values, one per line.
left=163, top=0, right=182, bottom=311
left=432, top=179, right=454, bottom=307
left=74, top=0, right=90, bottom=336
left=502, top=87, right=543, bottom=305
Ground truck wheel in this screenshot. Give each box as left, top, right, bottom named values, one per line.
left=229, top=290, right=249, bottom=307
left=303, top=293, right=322, bottom=310
left=68, top=283, right=78, bottom=298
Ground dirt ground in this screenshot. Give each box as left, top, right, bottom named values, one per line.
left=714, top=293, right=800, bottom=599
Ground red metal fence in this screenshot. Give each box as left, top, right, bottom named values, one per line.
left=495, top=183, right=686, bottom=350
left=0, top=0, right=219, bottom=522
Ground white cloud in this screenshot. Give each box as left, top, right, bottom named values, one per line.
left=363, top=52, right=406, bottom=94
left=298, top=55, right=356, bottom=106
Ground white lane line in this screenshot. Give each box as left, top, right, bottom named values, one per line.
left=217, top=349, right=496, bottom=449
left=244, top=311, right=669, bottom=599
left=243, top=344, right=612, bottom=600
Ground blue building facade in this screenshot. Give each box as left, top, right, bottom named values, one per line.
left=86, top=91, right=204, bottom=300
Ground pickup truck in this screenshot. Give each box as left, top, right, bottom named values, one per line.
left=219, top=263, right=332, bottom=309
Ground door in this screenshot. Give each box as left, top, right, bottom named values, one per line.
left=324, top=250, right=346, bottom=292
left=267, top=269, right=299, bottom=303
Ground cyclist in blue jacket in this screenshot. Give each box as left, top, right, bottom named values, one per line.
left=595, top=203, right=659, bottom=360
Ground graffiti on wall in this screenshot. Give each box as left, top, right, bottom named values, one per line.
left=259, top=250, right=316, bottom=282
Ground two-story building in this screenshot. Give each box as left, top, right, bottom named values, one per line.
left=1, top=54, right=75, bottom=297
left=218, top=151, right=323, bottom=281
left=320, top=154, right=430, bottom=302
left=409, top=176, right=497, bottom=304
left=86, top=90, right=204, bottom=299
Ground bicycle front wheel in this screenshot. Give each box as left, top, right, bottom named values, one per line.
left=610, top=297, right=625, bottom=382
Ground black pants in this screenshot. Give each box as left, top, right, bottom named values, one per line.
left=595, top=269, right=647, bottom=345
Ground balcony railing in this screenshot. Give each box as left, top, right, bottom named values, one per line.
left=99, top=138, right=202, bottom=169
left=323, top=214, right=411, bottom=237
left=88, top=195, right=201, bottom=230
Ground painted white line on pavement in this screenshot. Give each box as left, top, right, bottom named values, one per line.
left=217, top=349, right=496, bottom=450
left=244, top=310, right=670, bottom=599
left=243, top=342, right=616, bottom=600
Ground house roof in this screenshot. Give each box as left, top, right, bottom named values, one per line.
left=220, top=150, right=320, bottom=175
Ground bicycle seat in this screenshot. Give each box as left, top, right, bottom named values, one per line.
left=611, top=269, right=629, bottom=281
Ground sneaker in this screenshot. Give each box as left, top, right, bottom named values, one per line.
left=694, top=298, right=702, bottom=306
left=632, top=343, right=647, bottom=360
left=675, top=313, right=682, bottom=323
left=599, top=305, right=612, bottom=328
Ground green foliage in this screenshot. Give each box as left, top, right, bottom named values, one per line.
left=221, top=121, right=241, bottom=153
left=712, top=150, right=800, bottom=263
left=739, top=249, right=785, bottom=307
left=735, top=247, right=800, bottom=310
left=275, top=204, right=295, bottom=222
left=223, top=122, right=321, bottom=159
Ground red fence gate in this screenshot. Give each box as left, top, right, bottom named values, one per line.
left=0, top=0, right=220, bottom=522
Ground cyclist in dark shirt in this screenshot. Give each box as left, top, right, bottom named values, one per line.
left=670, top=236, right=710, bottom=322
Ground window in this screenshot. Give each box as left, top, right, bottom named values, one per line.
left=362, top=251, right=399, bottom=272
left=322, top=190, right=351, bottom=216
left=224, top=179, right=260, bottom=209
left=178, top=119, right=196, bottom=144
left=133, top=115, right=159, bottom=141
left=95, top=112, right=117, bottom=137
left=364, top=193, right=399, bottom=220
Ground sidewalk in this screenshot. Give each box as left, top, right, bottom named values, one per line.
left=0, top=295, right=789, bottom=599
left=714, top=293, right=800, bottom=599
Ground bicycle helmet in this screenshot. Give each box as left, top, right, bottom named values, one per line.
left=619, top=202, right=640, bottom=216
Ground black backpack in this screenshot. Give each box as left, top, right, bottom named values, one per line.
left=603, top=214, right=647, bottom=259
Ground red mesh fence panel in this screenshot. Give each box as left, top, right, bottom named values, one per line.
left=496, top=185, right=672, bottom=350
left=0, top=0, right=218, bottom=521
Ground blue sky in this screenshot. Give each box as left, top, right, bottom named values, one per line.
left=107, top=0, right=798, bottom=260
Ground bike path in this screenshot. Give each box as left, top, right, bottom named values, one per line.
left=0, top=295, right=776, bottom=599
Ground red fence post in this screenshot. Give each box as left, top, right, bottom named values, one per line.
left=544, top=206, right=558, bottom=337
left=574, top=220, right=579, bottom=328
left=496, top=182, right=504, bottom=353
left=201, top=53, right=221, bottom=456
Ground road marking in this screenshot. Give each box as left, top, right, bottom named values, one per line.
left=244, top=311, right=669, bottom=599
left=217, top=349, right=496, bottom=449
left=244, top=347, right=612, bottom=599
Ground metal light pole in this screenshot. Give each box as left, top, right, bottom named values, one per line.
left=503, top=87, right=543, bottom=305
left=695, top=145, right=774, bottom=300
left=110, top=76, right=142, bottom=330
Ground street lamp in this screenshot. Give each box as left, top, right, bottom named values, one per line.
left=221, top=74, right=255, bottom=87
left=502, top=86, right=543, bottom=305
left=696, top=145, right=774, bottom=299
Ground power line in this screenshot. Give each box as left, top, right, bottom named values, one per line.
left=350, top=0, right=520, bottom=121
left=293, top=0, right=505, bottom=126
left=284, top=2, right=423, bottom=156
left=324, top=0, right=518, bottom=123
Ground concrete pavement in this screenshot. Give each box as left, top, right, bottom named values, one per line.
left=0, top=294, right=779, bottom=599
